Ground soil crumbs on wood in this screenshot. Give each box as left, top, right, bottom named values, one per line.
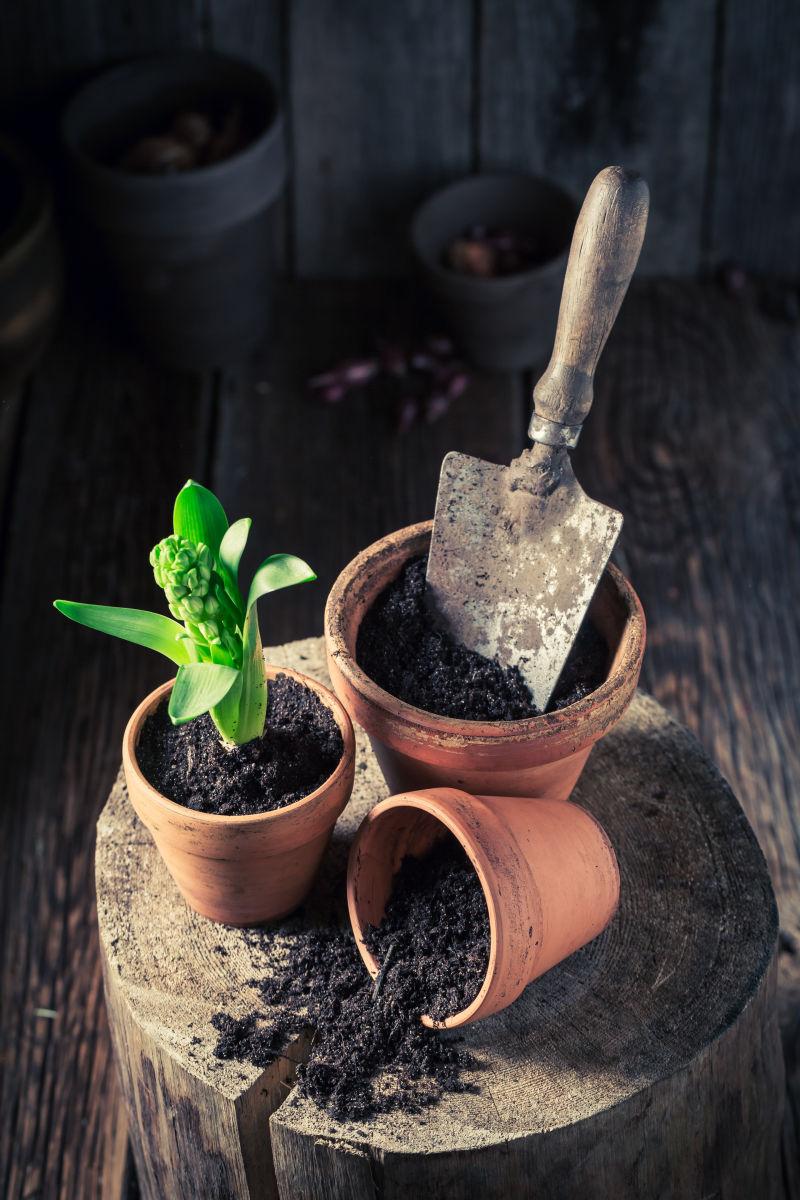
left=356, top=556, right=608, bottom=720
left=137, top=673, right=342, bottom=816
left=211, top=835, right=490, bottom=1120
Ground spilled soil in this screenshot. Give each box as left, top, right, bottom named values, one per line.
left=212, top=835, right=490, bottom=1120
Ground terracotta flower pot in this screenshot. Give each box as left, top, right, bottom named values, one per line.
left=122, top=664, right=355, bottom=926
left=325, top=521, right=645, bottom=801
left=347, top=786, right=620, bottom=1028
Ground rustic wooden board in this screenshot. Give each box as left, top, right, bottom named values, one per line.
left=0, top=314, right=214, bottom=1200
left=574, top=280, right=800, bottom=1195
left=5, top=1, right=800, bottom=277
left=709, top=0, right=800, bottom=272
left=205, top=0, right=281, bottom=78
left=96, top=637, right=782, bottom=1199
left=478, top=0, right=715, bottom=275
left=0, top=0, right=203, bottom=112
left=288, top=0, right=473, bottom=276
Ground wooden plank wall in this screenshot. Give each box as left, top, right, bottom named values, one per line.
left=0, top=0, right=797, bottom=277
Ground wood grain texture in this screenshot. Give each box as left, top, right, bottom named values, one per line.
left=204, top=0, right=281, bottom=78
left=478, top=0, right=715, bottom=275
left=201, top=0, right=286, bottom=268
left=95, top=639, right=782, bottom=1198
left=213, top=280, right=524, bottom=643
left=288, top=0, right=473, bottom=276
left=0, top=313, right=213, bottom=1200
left=2, top=0, right=800, bottom=278
left=573, top=278, right=800, bottom=1196
left=708, top=0, right=800, bottom=273
left=0, top=0, right=203, bottom=112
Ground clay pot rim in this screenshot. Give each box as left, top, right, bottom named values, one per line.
left=325, top=519, right=645, bottom=747
left=122, top=662, right=356, bottom=828
left=347, top=790, right=504, bottom=1030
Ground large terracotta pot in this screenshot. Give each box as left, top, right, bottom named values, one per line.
left=347, top=786, right=620, bottom=1028
left=122, top=664, right=355, bottom=926
left=324, top=521, right=645, bottom=800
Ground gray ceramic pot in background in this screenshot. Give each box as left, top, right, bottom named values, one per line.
left=62, top=52, right=286, bottom=369
left=411, top=174, right=577, bottom=370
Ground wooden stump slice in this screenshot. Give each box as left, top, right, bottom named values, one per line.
left=95, top=637, right=783, bottom=1200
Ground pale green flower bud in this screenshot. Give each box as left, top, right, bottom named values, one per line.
left=199, top=619, right=221, bottom=643
left=150, top=532, right=243, bottom=666
left=183, top=595, right=205, bottom=619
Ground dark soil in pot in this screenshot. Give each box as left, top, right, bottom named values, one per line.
left=356, top=556, right=608, bottom=720
left=137, top=673, right=343, bottom=816
left=362, top=835, right=489, bottom=1020
left=211, top=834, right=489, bottom=1119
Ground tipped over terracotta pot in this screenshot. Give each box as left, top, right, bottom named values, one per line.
left=347, top=786, right=619, bottom=1028
left=325, top=521, right=645, bottom=801
left=122, top=664, right=355, bottom=925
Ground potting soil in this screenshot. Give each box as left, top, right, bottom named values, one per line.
left=137, top=673, right=343, bottom=816
left=356, top=555, right=608, bottom=720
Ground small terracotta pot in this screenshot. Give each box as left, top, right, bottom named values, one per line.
left=325, top=521, right=645, bottom=801
left=122, top=664, right=355, bottom=926
left=347, top=786, right=619, bottom=1028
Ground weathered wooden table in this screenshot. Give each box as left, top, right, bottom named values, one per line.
left=1, top=280, right=798, bottom=1198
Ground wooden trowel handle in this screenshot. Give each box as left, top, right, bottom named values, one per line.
left=532, top=165, right=649, bottom=443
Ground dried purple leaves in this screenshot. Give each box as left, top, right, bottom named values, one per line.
left=308, top=336, right=470, bottom=432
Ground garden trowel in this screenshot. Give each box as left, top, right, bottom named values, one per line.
left=426, top=165, right=649, bottom=711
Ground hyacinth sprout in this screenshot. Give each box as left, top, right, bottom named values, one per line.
left=54, top=481, right=315, bottom=746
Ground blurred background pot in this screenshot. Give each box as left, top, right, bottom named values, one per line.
left=0, top=136, right=62, bottom=393
left=411, top=174, right=577, bottom=370
left=62, top=51, right=286, bottom=369
left=325, top=521, right=645, bottom=801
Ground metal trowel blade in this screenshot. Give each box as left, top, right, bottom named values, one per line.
left=426, top=450, right=623, bottom=712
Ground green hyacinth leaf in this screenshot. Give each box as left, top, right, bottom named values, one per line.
left=211, top=606, right=266, bottom=745
left=168, top=662, right=240, bottom=726
left=237, top=605, right=268, bottom=742
left=246, top=554, right=316, bottom=614
left=219, top=517, right=251, bottom=602
left=173, top=480, right=229, bottom=559
left=53, top=602, right=191, bottom=666
left=209, top=671, right=243, bottom=743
